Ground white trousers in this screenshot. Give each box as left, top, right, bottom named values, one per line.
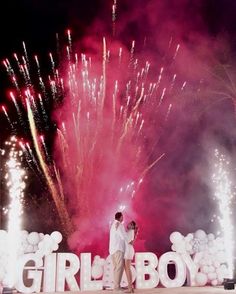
left=112, top=250, right=124, bottom=289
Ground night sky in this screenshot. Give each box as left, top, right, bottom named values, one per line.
left=1, top=0, right=236, bottom=254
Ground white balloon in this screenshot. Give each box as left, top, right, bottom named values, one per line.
left=171, top=244, right=176, bottom=251
left=28, top=232, right=40, bottom=245
left=213, top=261, right=220, bottom=268
left=26, top=244, right=34, bottom=253
left=217, top=242, right=225, bottom=251
left=194, top=230, right=207, bottom=240
left=219, top=264, right=228, bottom=276
left=208, top=240, right=214, bottom=247
left=175, top=241, right=186, bottom=253
left=199, top=244, right=206, bottom=252
left=44, top=234, right=50, bottom=240
left=43, top=236, right=54, bottom=248
left=186, top=233, right=194, bottom=241
left=52, top=243, right=59, bottom=251
left=217, top=276, right=224, bottom=285
left=209, top=247, right=217, bottom=254
left=198, top=259, right=206, bottom=266
left=35, top=249, right=44, bottom=259
left=51, top=231, right=63, bottom=244
left=220, top=264, right=227, bottom=271
left=215, top=236, right=222, bottom=242
left=170, top=232, right=183, bottom=244
left=185, top=243, right=192, bottom=251
left=21, top=230, right=29, bottom=237
left=91, top=265, right=103, bottom=279
left=208, top=272, right=217, bottom=280
left=39, top=233, right=44, bottom=240
left=200, top=238, right=207, bottom=245
left=33, top=245, right=38, bottom=252
left=201, top=265, right=209, bottom=274
left=206, top=259, right=213, bottom=266
left=216, top=266, right=227, bottom=279
left=38, top=241, right=45, bottom=250
left=208, top=233, right=215, bottom=241
left=211, top=279, right=218, bottom=286
left=22, top=240, right=29, bottom=248
left=43, top=247, right=52, bottom=256
left=208, top=265, right=215, bottom=273
left=195, top=272, right=208, bottom=286
left=216, top=251, right=226, bottom=263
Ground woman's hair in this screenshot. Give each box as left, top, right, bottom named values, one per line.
left=130, top=221, right=139, bottom=238
left=130, top=221, right=136, bottom=229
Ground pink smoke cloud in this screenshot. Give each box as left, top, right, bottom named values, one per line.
left=52, top=0, right=236, bottom=256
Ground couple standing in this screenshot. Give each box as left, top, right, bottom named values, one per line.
left=109, top=212, right=138, bottom=293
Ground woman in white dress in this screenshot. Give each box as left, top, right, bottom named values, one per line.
left=124, top=221, right=138, bottom=293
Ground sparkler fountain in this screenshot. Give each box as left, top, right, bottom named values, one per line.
left=212, top=149, right=235, bottom=289
left=3, top=136, right=27, bottom=290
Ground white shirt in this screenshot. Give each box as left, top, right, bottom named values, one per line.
left=109, top=220, right=128, bottom=255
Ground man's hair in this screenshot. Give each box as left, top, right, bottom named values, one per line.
left=115, top=212, right=123, bottom=220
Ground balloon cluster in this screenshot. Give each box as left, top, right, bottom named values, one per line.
left=170, top=229, right=228, bottom=286
left=0, top=230, right=62, bottom=283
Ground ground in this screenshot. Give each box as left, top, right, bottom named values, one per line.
left=39, top=287, right=233, bottom=294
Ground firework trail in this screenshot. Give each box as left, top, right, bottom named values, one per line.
left=212, top=149, right=235, bottom=279
left=2, top=106, right=14, bottom=130
left=26, top=99, right=72, bottom=235
left=112, top=0, right=118, bottom=36
left=40, top=135, right=50, bottom=160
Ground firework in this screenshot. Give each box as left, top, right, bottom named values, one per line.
left=112, top=0, right=117, bottom=36
left=2, top=106, right=14, bottom=129
left=4, top=136, right=27, bottom=287
left=26, top=99, right=72, bottom=234
left=40, top=135, right=50, bottom=160
left=1, top=32, right=183, bottom=244
left=212, top=149, right=235, bottom=279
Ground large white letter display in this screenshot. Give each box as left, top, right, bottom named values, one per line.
left=0, top=229, right=229, bottom=292
left=158, top=252, right=186, bottom=288
left=80, top=253, right=103, bottom=291
left=15, top=254, right=43, bottom=293
left=56, top=253, right=80, bottom=291
left=135, top=253, right=159, bottom=289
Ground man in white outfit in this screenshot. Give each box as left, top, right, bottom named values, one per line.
left=109, top=212, right=128, bottom=291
